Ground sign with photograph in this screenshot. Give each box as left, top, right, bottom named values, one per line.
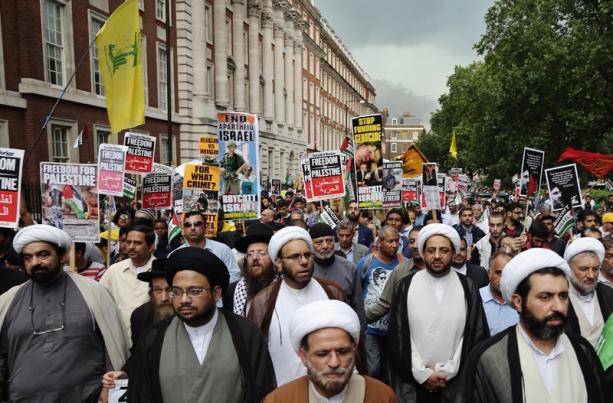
left=519, top=147, right=545, bottom=196
left=382, top=161, right=402, bottom=208
left=352, top=114, right=383, bottom=209
left=545, top=163, right=582, bottom=212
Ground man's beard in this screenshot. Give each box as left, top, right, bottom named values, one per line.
left=245, top=266, right=275, bottom=299
left=571, top=277, right=597, bottom=296
left=522, top=302, right=567, bottom=340
left=603, top=263, right=613, bottom=278
left=29, top=263, right=62, bottom=284
left=153, top=302, right=175, bottom=321
left=314, top=249, right=335, bottom=260
left=305, top=355, right=355, bottom=397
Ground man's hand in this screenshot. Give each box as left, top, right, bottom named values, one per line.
left=423, top=371, right=447, bottom=392
left=101, top=371, right=127, bottom=389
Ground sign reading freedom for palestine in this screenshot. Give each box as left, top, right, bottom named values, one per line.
left=0, top=148, right=23, bottom=228
left=124, top=132, right=156, bottom=174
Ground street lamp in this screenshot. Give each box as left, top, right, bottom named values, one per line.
left=345, top=98, right=365, bottom=141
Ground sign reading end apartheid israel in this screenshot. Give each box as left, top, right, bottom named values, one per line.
left=40, top=162, right=100, bottom=242
left=545, top=163, right=582, bottom=212
left=0, top=148, right=24, bottom=228
left=308, top=151, right=345, bottom=201
left=217, top=112, right=260, bottom=220
left=352, top=114, right=383, bottom=209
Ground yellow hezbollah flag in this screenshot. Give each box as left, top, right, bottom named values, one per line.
left=96, top=0, right=144, bottom=133
left=449, top=129, right=458, bottom=159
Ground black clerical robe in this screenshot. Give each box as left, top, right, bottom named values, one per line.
left=567, top=282, right=613, bottom=336
left=127, top=309, right=276, bottom=403
left=387, top=271, right=489, bottom=402
left=459, top=326, right=608, bottom=403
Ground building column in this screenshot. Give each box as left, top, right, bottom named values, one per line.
left=284, top=12, right=294, bottom=127
left=261, top=4, right=274, bottom=121
left=232, top=0, right=246, bottom=112
left=191, top=0, right=207, bottom=116
left=247, top=0, right=260, bottom=114
left=214, top=0, right=229, bottom=108
left=293, top=19, right=304, bottom=130
left=272, top=0, right=286, bottom=125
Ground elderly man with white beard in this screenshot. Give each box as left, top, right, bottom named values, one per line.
left=563, top=237, right=613, bottom=347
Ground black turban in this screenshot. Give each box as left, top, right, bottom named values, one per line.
left=309, top=223, right=334, bottom=240
left=165, top=247, right=230, bottom=293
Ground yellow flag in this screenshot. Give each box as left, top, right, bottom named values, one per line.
left=449, top=129, right=458, bottom=159
left=96, top=0, right=144, bottom=133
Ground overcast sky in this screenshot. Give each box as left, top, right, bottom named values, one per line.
left=316, top=0, right=494, bottom=126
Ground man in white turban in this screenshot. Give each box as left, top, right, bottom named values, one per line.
left=247, top=226, right=348, bottom=386
left=0, top=225, right=129, bottom=402
left=387, top=223, right=489, bottom=402
left=563, top=237, right=613, bottom=347
left=262, top=300, right=398, bottom=403
left=460, top=248, right=607, bottom=403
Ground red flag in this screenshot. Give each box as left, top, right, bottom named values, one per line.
left=558, top=147, right=613, bottom=179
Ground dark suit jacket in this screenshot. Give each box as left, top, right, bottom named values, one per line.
left=357, top=224, right=374, bottom=248
left=465, top=263, right=489, bottom=289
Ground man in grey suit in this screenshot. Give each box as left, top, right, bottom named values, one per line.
left=335, top=219, right=369, bottom=265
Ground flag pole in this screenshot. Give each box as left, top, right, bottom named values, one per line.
left=165, top=0, right=173, bottom=167
left=24, top=36, right=98, bottom=165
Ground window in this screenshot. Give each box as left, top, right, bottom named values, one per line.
left=206, top=63, right=214, bottom=98
left=243, top=29, right=249, bottom=64
left=205, top=4, right=213, bottom=44
left=391, top=143, right=397, bottom=153
left=156, top=0, right=166, bottom=22
left=228, top=73, right=234, bottom=107
left=95, top=127, right=111, bottom=151
left=51, top=125, right=70, bottom=162
left=43, top=0, right=64, bottom=86
left=91, top=15, right=105, bottom=96
left=159, top=134, right=175, bottom=165
left=391, top=118, right=398, bottom=125
left=391, top=131, right=397, bottom=140
left=226, top=17, right=232, bottom=56
left=413, top=132, right=419, bottom=140
left=0, top=121, right=8, bottom=148
left=158, top=45, right=168, bottom=111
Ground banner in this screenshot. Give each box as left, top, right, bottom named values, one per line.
left=308, top=151, right=345, bottom=201
left=123, top=176, right=136, bottom=199
left=98, top=144, right=127, bottom=196
left=545, top=163, right=582, bottom=212
left=182, top=163, right=220, bottom=239
left=199, top=134, right=219, bottom=161
left=142, top=173, right=172, bottom=209
left=124, top=132, right=156, bottom=174
left=421, top=162, right=440, bottom=209
left=0, top=148, right=24, bottom=228
left=40, top=162, right=99, bottom=242
left=300, top=157, right=314, bottom=200
left=271, top=178, right=281, bottom=196
left=352, top=114, right=383, bottom=209
left=383, top=161, right=402, bottom=208
left=519, top=147, right=545, bottom=196
left=218, top=112, right=260, bottom=220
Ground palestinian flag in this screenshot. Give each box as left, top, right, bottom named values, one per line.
left=168, top=209, right=181, bottom=243
left=554, top=206, right=575, bottom=238
left=62, top=184, right=87, bottom=219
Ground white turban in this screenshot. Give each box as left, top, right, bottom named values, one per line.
left=13, top=224, right=73, bottom=254
left=290, top=300, right=360, bottom=353
left=500, top=248, right=571, bottom=304
left=563, top=237, right=605, bottom=265
left=268, top=226, right=313, bottom=261
left=417, top=223, right=461, bottom=258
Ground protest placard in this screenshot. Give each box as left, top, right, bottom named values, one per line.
left=308, top=151, right=345, bottom=201
left=383, top=161, right=402, bottom=208
left=402, top=178, right=419, bottom=206
left=108, top=379, right=128, bottom=403
left=124, top=132, right=156, bottom=174
left=218, top=112, right=260, bottom=220
left=320, top=205, right=341, bottom=229
left=271, top=178, right=281, bottom=196
left=142, top=173, right=172, bottom=209
left=519, top=147, right=545, bottom=196
left=421, top=163, right=440, bottom=209
left=123, top=176, right=136, bottom=199
left=40, top=162, right=99, bottom=242
left=493, top=179, right=501, bottom=191
left=437, top=173, right=447, bottom=209
left=545, top=163, right=582, bottom=212
left=0, top=148, right=23, bottom=228
left=199, top=134, right=219, bottom=161
left=98, top=144, right=127, bottom=196
left=352, top=114, right=383, bottom=209
left=300, top=157, right=314, bottom=200
left=182, top=163, right=220, bottom=238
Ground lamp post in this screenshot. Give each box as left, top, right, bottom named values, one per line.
left=344, top=98, right=365, bottom=142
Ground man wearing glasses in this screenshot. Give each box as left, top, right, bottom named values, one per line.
left=247, top=226, right=347, bottom=386
left=0, top=225, right=129, bottom=402
left=173, top=211, right=240, bottom=283
left=128, top=247, right=275, bottom=403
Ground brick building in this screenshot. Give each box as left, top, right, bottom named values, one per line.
left=382, top=113, right=426, bottom=160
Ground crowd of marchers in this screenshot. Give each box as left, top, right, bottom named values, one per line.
left=0, top=187, right=612, bottom=403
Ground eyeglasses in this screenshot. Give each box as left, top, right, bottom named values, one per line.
left=29, top=274, right=67, bottom=335
left=169, top=287, right=211, bottom=299
left=279, top=252, right=313, bottom=261
left=183, top=221, right=204, bottom=228
left=246, top=250, right=268, bottom=259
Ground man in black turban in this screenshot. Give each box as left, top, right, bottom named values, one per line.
left=128, top=247, right=276, bottom=403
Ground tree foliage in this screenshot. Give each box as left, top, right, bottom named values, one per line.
left=423, top=0, right=613, bottom=183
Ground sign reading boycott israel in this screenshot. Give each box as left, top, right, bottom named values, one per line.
left=217, top=112, right=260, bottom=220
left=352, top=114, right=383, bottom=209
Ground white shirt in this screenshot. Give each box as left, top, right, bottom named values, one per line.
left=452, top=264, right=467, bottom=276
left=570, top=286, right=596, bottom=325
left=518, top=324, right=565, bottom=395
left=183, top=309, right=219, bottom=364
left=310, top=381, right=348, bottom=403
left=340, top=246, right=353, bottom=263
